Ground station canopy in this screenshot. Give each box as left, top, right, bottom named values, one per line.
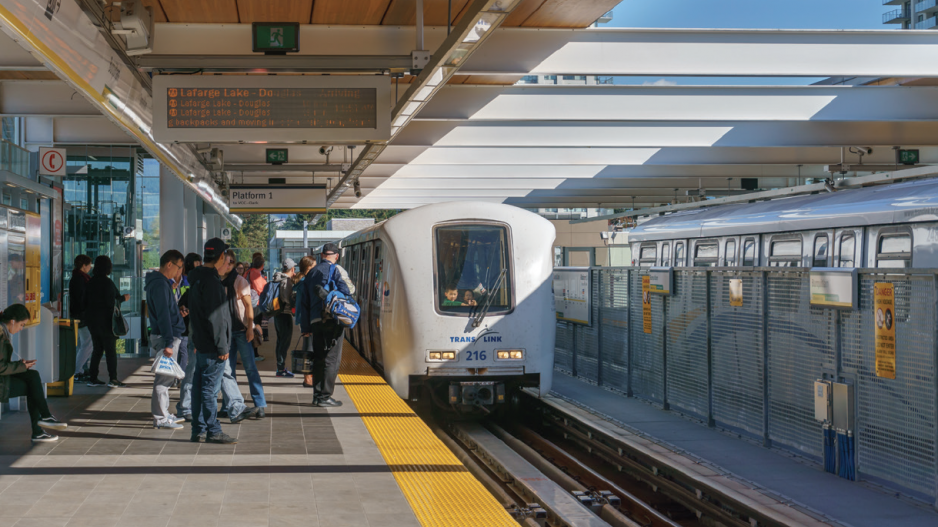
left=2, top=0, right=938, bottom=219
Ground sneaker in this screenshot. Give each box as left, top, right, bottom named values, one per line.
left=218, top=409, right=228, bottom=419
left=37, top=416, right=67, bottom=431
left=314, top=397, right=343, bottom=408
left=276, top=370, right=295, bottom=378
left=154, top=420, right=184, bottom=430
left=230, top=407, right=259, bottom=424
left=190, top=434, right=206, bottom=443
left=87, top=378, right=106, bottom=387
left=31, top=431, right=58, bottom=442
left=167, top=414, right=185, bottom=424
left=206, top=432, right=238, bottom=444
left=254, top=356, right=265, bottom=362
left=107, top=380, right=127, bottom=388
left=181, top=414, right=193, bottom=422
left=255, top=408, right=265, bottom=419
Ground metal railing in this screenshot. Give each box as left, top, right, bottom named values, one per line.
left=916, top=0, right=938, bottom=13
left=0, top=140, right=29, bottom=179
left=916, top=15, right=938, bottom=28
left=555, top=267, right=938, bottom=501
left=883, top=8, right=910, bottom=23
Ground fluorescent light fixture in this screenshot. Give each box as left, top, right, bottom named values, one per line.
left=401, top=101, right=422, bottom=116
left=393, top=114, right=410, bottom=127
left=414, top=85, right=435, bottom=101
left=391, top=126, right=400, bottom=136
left=426, top=68, right=444, bottom=87
left=463, top=13, right=501, bottom=43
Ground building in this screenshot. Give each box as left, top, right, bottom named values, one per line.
left=883, top=0, right=938, bottom=30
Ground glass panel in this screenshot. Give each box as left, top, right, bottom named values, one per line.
left=880, top=234, right=911, bottom=254
left=436, top=225, right=512, bottom=314
left=813, top=235, right=828, bottom=267
left=674, top=242, right=684, bottom=266
left=771, top=239, right=802, bottom=257
left=640, top=245, right=656, bottom=262
left=726, top=240, right=736, bottom=265
left=695, top=243, right=718, bottom=259
left=743, top=239, right=756, bottom=265
left=594, top=246, right=609, bottom=267
left=840, top=235, right=855, bottom=267
left=661, top=243, right=670, bottom=265
left=568, top=250, right=590, bottom=267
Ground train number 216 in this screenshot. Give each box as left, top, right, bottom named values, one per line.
left=465, top=350, right=487, bottom=361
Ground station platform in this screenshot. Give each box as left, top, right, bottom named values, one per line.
left=0, top=338, right=514, bottom=527
left=550, top=372, right=938, bottom=527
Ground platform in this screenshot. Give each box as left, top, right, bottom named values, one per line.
left=551, top=372, right=938, bottom=527
left=0, top=338, right=513, bottom=527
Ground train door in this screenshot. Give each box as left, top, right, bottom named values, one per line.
left=673, top=240, right=687, bottom=267
left=834, top=229, right=861, bottom=267
left=742, top=236, right=759, bottom=266
left=358, top=242, right=374, bottom=360
left=660, top=242, right=671, bottom=266
left=370, top=240, right=384, bottom=369
left=347, top=245, right=360, bottom=350
left=722, top=237, right=739, bottom=266
left=811, top=231, right=832, bottom=267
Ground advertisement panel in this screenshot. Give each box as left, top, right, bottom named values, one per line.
left=553, top=267, right=590, bottom=326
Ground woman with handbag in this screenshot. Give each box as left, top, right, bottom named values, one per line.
left=84, top=255, right=130, bottom=387
left=0, top=304, right=68, bottom=442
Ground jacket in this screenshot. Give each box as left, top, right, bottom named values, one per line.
left=292, top=276, right=306, bottom=326
left=187, top=265, right=230, bottom=357
left=68, top=270, right=90, bottom=326
left=84, top=273, right=123, bottom=335
left=0, top=325, right=26, bottom=403
left=248, top=267, right=267, bottom=297
left=145, top=270, right=185, bottom=340
left=271, top=271, right=294, bottom=312
left=299, top=261, right=355, bottom=334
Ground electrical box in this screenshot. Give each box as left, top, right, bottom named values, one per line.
left=814, top=380, right=831, bottom=422
left=832, top=382, right=855, bottom=432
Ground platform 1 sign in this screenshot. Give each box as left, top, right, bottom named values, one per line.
left=553, top=267, right=590, bottom=326
left=153, top=75, right=391, bottom=143
left=228, top=185, right=325, bottom=214
left=809, top=268, right=857, bottom=309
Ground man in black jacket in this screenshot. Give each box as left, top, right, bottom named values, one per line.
left=68, top=255, right=93, bottom=381
left=187, top=238, right=237, bottom=444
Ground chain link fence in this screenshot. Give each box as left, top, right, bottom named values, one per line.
left=554, top=267, right=938, bottom=501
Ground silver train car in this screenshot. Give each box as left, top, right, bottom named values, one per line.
left=628, top=178, right=938, bottom=269
left=335, top=202, right=556, bottom=413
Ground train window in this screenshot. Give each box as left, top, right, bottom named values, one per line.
left=694, top=242, right=718, bottom=267
left=436, top=224, right=512, bottom=315
left=877, top=233, right=912, bottom=268
left=839, top=235, right=855, bottom=267
left=743, top=238, right=756, bottom=266
left=674, top=242, right=685, bottom=267
left=725, top=240, right=737, bottom=266
left=639, top=244, right=657, bottom=266
left=661, top=243, right=670, bottom=266
left=813, top=235, right=829, bottom=267
left=769, top=239, right=802, bottom=267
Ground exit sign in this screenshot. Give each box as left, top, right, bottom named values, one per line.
left=253, top=22, right=299, bottom=53
left=899, top=149, right=919, bottom=165
left=266, top=148, right=288, bottom=165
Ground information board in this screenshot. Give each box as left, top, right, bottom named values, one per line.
left=229, top=185, right=326, bottom=214
left=153, top=76, right=391, bottom=143
left=553, top=267, right=590, bottom=326
left=874, top=282, right=896, bottom=379
left=648, top=267, right=672, bottom=295
left=809, top=268, right=857, bottom=309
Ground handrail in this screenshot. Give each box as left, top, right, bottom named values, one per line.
left=0, top=139, right=30, bottom=179
left=883, top=8, right=910, bottom=23
left=915, top=15, right=938, bottom=28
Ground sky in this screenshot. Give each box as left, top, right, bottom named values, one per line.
left=603, top=0, right=889, bottom=86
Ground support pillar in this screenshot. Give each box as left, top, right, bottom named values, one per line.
left=159, top=165, right=186, bottom=256
left=184, top=188, right=197, bottom=254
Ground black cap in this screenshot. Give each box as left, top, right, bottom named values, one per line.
left=321, top=243, right=340, bottom=255
left=203, top=237, right=229, bottom=260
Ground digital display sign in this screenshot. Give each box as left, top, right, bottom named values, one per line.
left=153, top=76, right=391, bottom=143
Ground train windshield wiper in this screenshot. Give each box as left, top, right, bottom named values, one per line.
left=472, top=268, right=506, bottom=328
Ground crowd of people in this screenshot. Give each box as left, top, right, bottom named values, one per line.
left=0, top=238, right=355, bottom=443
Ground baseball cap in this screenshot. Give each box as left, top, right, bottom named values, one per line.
left=203, top=237, right=229, bottom=260
left=321, top=243, right=340, bottom=255
left=282, top=258, right=296, bottom=271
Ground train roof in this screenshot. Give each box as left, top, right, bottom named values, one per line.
left=628, top=177, right=938, bottom=242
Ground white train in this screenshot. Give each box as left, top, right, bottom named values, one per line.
left=335, top=202, right=556, bottom=413
left=628, top=178, right=938, bottom=269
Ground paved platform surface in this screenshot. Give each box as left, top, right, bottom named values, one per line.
left=551, top=372, right=938, bottom=527
left=0, top=339, right=421, bottom=527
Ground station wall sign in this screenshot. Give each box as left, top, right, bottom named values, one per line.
left=228, top=185, right=326, bottom=214
left=38, top=147, right=66, bottom=176
left=809, top=268, right=857, bottom=310
left=648, top=267, right=673, bottom=295
left=553, top=267, right=590, bottom=326
left=153, top=75, right=391, bottom=143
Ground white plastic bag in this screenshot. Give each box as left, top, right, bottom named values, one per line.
left=151, top=355, right=184, bottom=379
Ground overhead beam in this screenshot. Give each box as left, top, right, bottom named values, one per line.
left=136, top=55, right=413, bottom=72
left=462, top=27, right=938, bottom=77
left=225, top=164, right=346, bottom=173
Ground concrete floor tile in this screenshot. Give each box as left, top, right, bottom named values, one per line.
left=365, top=512, right=420, bottom=527
left=65, top=517, right=119, bottom=527
left=13, top=519, right=70, bottom=527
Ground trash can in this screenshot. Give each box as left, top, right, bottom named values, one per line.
left=48, top=319, right=77, bottom=397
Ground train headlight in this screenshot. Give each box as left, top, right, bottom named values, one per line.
left=496, top=349, right=524, bottom=360
left=442, top=351, right=457, bottom=360
left=428, top=351, right=458, bottom=362
left=429, top=352, right=442, bottom=360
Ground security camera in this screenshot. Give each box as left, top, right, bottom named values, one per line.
left=849, top=146, right=873, bottom=155
left=353, top=180, right=362, bottom=198
left=319, top=146, right=334, bottom=156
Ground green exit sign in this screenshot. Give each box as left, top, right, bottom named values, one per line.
left=266, top=148, right=288, bottom=165
left=252, top=22, right=299, bottom=54
left=899, top=149, right=919, bottom=165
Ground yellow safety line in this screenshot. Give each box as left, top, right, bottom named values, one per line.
left=339, top=350, right=517, bottom=526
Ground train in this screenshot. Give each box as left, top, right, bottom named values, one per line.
left=331, top=202, right=557, bottom=414
left=628, top=177, right=938, bottom=269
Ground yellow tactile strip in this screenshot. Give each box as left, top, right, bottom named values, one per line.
left=339, top=350, right=517, bottom=526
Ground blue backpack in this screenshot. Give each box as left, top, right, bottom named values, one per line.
left=322, top=264, right=360, bottom=329
left=258, top=280, right=282, bottom=315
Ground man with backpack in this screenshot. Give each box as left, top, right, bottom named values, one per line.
left=299, top=244, right=355, bottom=407
left=264, top=259, right=296, bottom=377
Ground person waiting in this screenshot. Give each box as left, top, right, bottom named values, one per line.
left=145, top=250, right=187, bottom=429
left=0, top=304, right=68, bottom=442
left=84, top=255, right=130, bottom=387
left=271, top=258, right=296, bottom=378
left=69, top=254, right=93, bottom=381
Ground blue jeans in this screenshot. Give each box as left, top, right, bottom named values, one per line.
left=175, top=337, right=197, bottom=416
left=191, top=352, right=225, bottom=438
left=216, top=355, right=247, bottom=420
left=177, top=336, right=189, bottom=371
left=229, top=331, right=267, bottom=408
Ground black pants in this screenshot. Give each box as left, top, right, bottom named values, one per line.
left=89, top=329, right=118, bottom=382
left=309, top=321, right=344, bottom=400
left=273, top=313, right=294, bottom=371
left=8, top=370, right=52, bottom=435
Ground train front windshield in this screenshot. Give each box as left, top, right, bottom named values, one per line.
left=436, top=224, right=512, bottom=314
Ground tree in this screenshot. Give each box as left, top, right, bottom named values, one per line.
left=229, top=213, right=269, bottom=263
